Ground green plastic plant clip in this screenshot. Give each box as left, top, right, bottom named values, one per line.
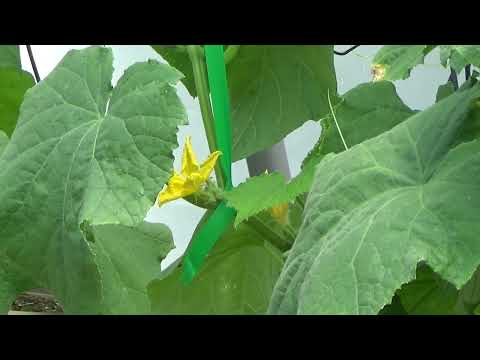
left=181, top=45, right=237, bottom=284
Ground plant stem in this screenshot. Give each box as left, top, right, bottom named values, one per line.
left=296, top=194, right=306, bottom=209
left=183, top=178, right=295, bottom=251
left=187, top=45, right=295, bottom=254
left=246, top=216, right=292, bottom=252
left=187, top=45, right=226, bottom=189
left=224, top=45, right=240, bottom=65
left=191, top=45, right=240, bottom=65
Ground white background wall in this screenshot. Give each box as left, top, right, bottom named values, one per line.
left=18, top=45, right=456, bottom=267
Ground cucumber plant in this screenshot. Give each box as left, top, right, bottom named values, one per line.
left=0, top=44, right=479, bottom=315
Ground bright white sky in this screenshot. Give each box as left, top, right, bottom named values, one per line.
left=18, top=45, right=451, bottom=267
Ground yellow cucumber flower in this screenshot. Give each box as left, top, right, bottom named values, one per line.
left=270, top=203, right=289, bottom=225
left=157, top=136, right=221, bottom=206
left=260, top=169, right=289, bottom=225
left=371, top=64, right=386, bottom=81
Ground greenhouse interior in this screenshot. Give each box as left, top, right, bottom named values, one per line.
left=1, top=44, right=479, bottom=315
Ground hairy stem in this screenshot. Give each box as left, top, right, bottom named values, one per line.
left=224, top=45, right=240, bottom=65
left=184, top=180, right=295, bottom=252
left=187, top=45, right=226, bottom=189
left=246, top=216, right=292, bottom=252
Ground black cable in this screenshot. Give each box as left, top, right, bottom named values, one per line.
left=465, top=64, right=471, bottom=81
left=334, top=45, right=360, bottom=56
left=448, top=67, right=459, bottom=90
left=26, top=45, right=41, bottom=83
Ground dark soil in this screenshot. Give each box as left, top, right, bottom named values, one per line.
left=11, top=290, right=63, bottom=314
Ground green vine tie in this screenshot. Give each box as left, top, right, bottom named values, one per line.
left=181, top=45, right=237, bottom=284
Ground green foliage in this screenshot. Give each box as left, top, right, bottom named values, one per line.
left=148, top=224, right=283, bottom=314
left=0, top=46, right=186, bottom=313
left=224, top=171, right=308, bottom=227
left=397, top=264, right=460, bottom=315
left=228, top=45, right=338, bottom=160
left=372, top=45, right=435, bottom=81
left=0, top=252, right=40, bottom=313
left=269, top=85, right=480, bottom=314
left=225, top=81, right=414, bottom=226
left=0, top=45, right=35, bottom=136
left=307, top=81, right=415, bottom=162
left=373, top=45, right=480, bottom=82
left=438, top=75, right=480, bottom=147
left=0, top=45, right=21, bottom=68
left=152, top=45, right=339, bottom=161
left=436, top=81, right=455, bottom=102
left=151, top=45, right=197, bottom=97
left=440, top=45, right=480, bottom=73
left=87, top=221, right=174, bottom=314
left=0, top=130, right=7, bottom=155
left=378, top=295, right=407, bottom=315
left=2, top=44, right=480, bottom=315
left=396, top=264, right=480, bottom=315
left=302, top=81, right=415, bottom=186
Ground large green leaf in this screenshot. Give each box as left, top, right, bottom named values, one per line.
left=311, top=81, right=415, bottom=158
left=85, top=221, right=174, bottom=314
left=0, top=46, right=187, bottom=314
left=435, top=82, right=455, bottom=103
left=151, top=45, right=338, bottom=161
left=0, top=252, right=39, bottom=313
left=456, top=267, right=480, bottom=314
left=436, top=75, right=480, bottom=147
left=378, top=294, right=407, bottom=315
left=372, top=45, right=435, bottom=81
left=229, top=45, right=338, bottom=161
left=148, top=224, right=284, bottom=314
left=151, top=45, right=197, bottom=97
left=397, top=264, right=480, bottom=315
left=225, top=171, right=308, bottom=227
left=225, top=82, right=414, bottom=226
left=398, top=264, right=460, bottom=315
left=440, top=45, right=480, bottom=73
left=0, top=45, right=21, bottom=68
left=0, top=45, right=36, bottom=136
left=0, top=130, right=8, bottom=155
left=269, top=85, right=480, bottom=315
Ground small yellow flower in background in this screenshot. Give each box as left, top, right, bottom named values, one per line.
left=371, top=64, right=386, bottom=81
left=270, top=203, right=289, bottom=225
left=157, top=136, right=221, bottom=206
left=261, top=169, right=290, bottom=225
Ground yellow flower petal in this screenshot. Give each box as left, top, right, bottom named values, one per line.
left=157, top=173, right=188, bottom=205
left=181, top=136, right=199, bottom=176
left=198, top=151, right=222, bottom=182
left=156, top=137, right=222, bottom=207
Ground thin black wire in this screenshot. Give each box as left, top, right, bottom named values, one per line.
left=334, top=45, right=360, bottom=56
left=465, top=64, right=471, bottom=81
left=448, top=67, right=459, bottom=90
left=26, top=45, right=41, bottom=83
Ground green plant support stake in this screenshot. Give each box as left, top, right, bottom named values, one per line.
left=181, top=45, right=237, bottom=284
